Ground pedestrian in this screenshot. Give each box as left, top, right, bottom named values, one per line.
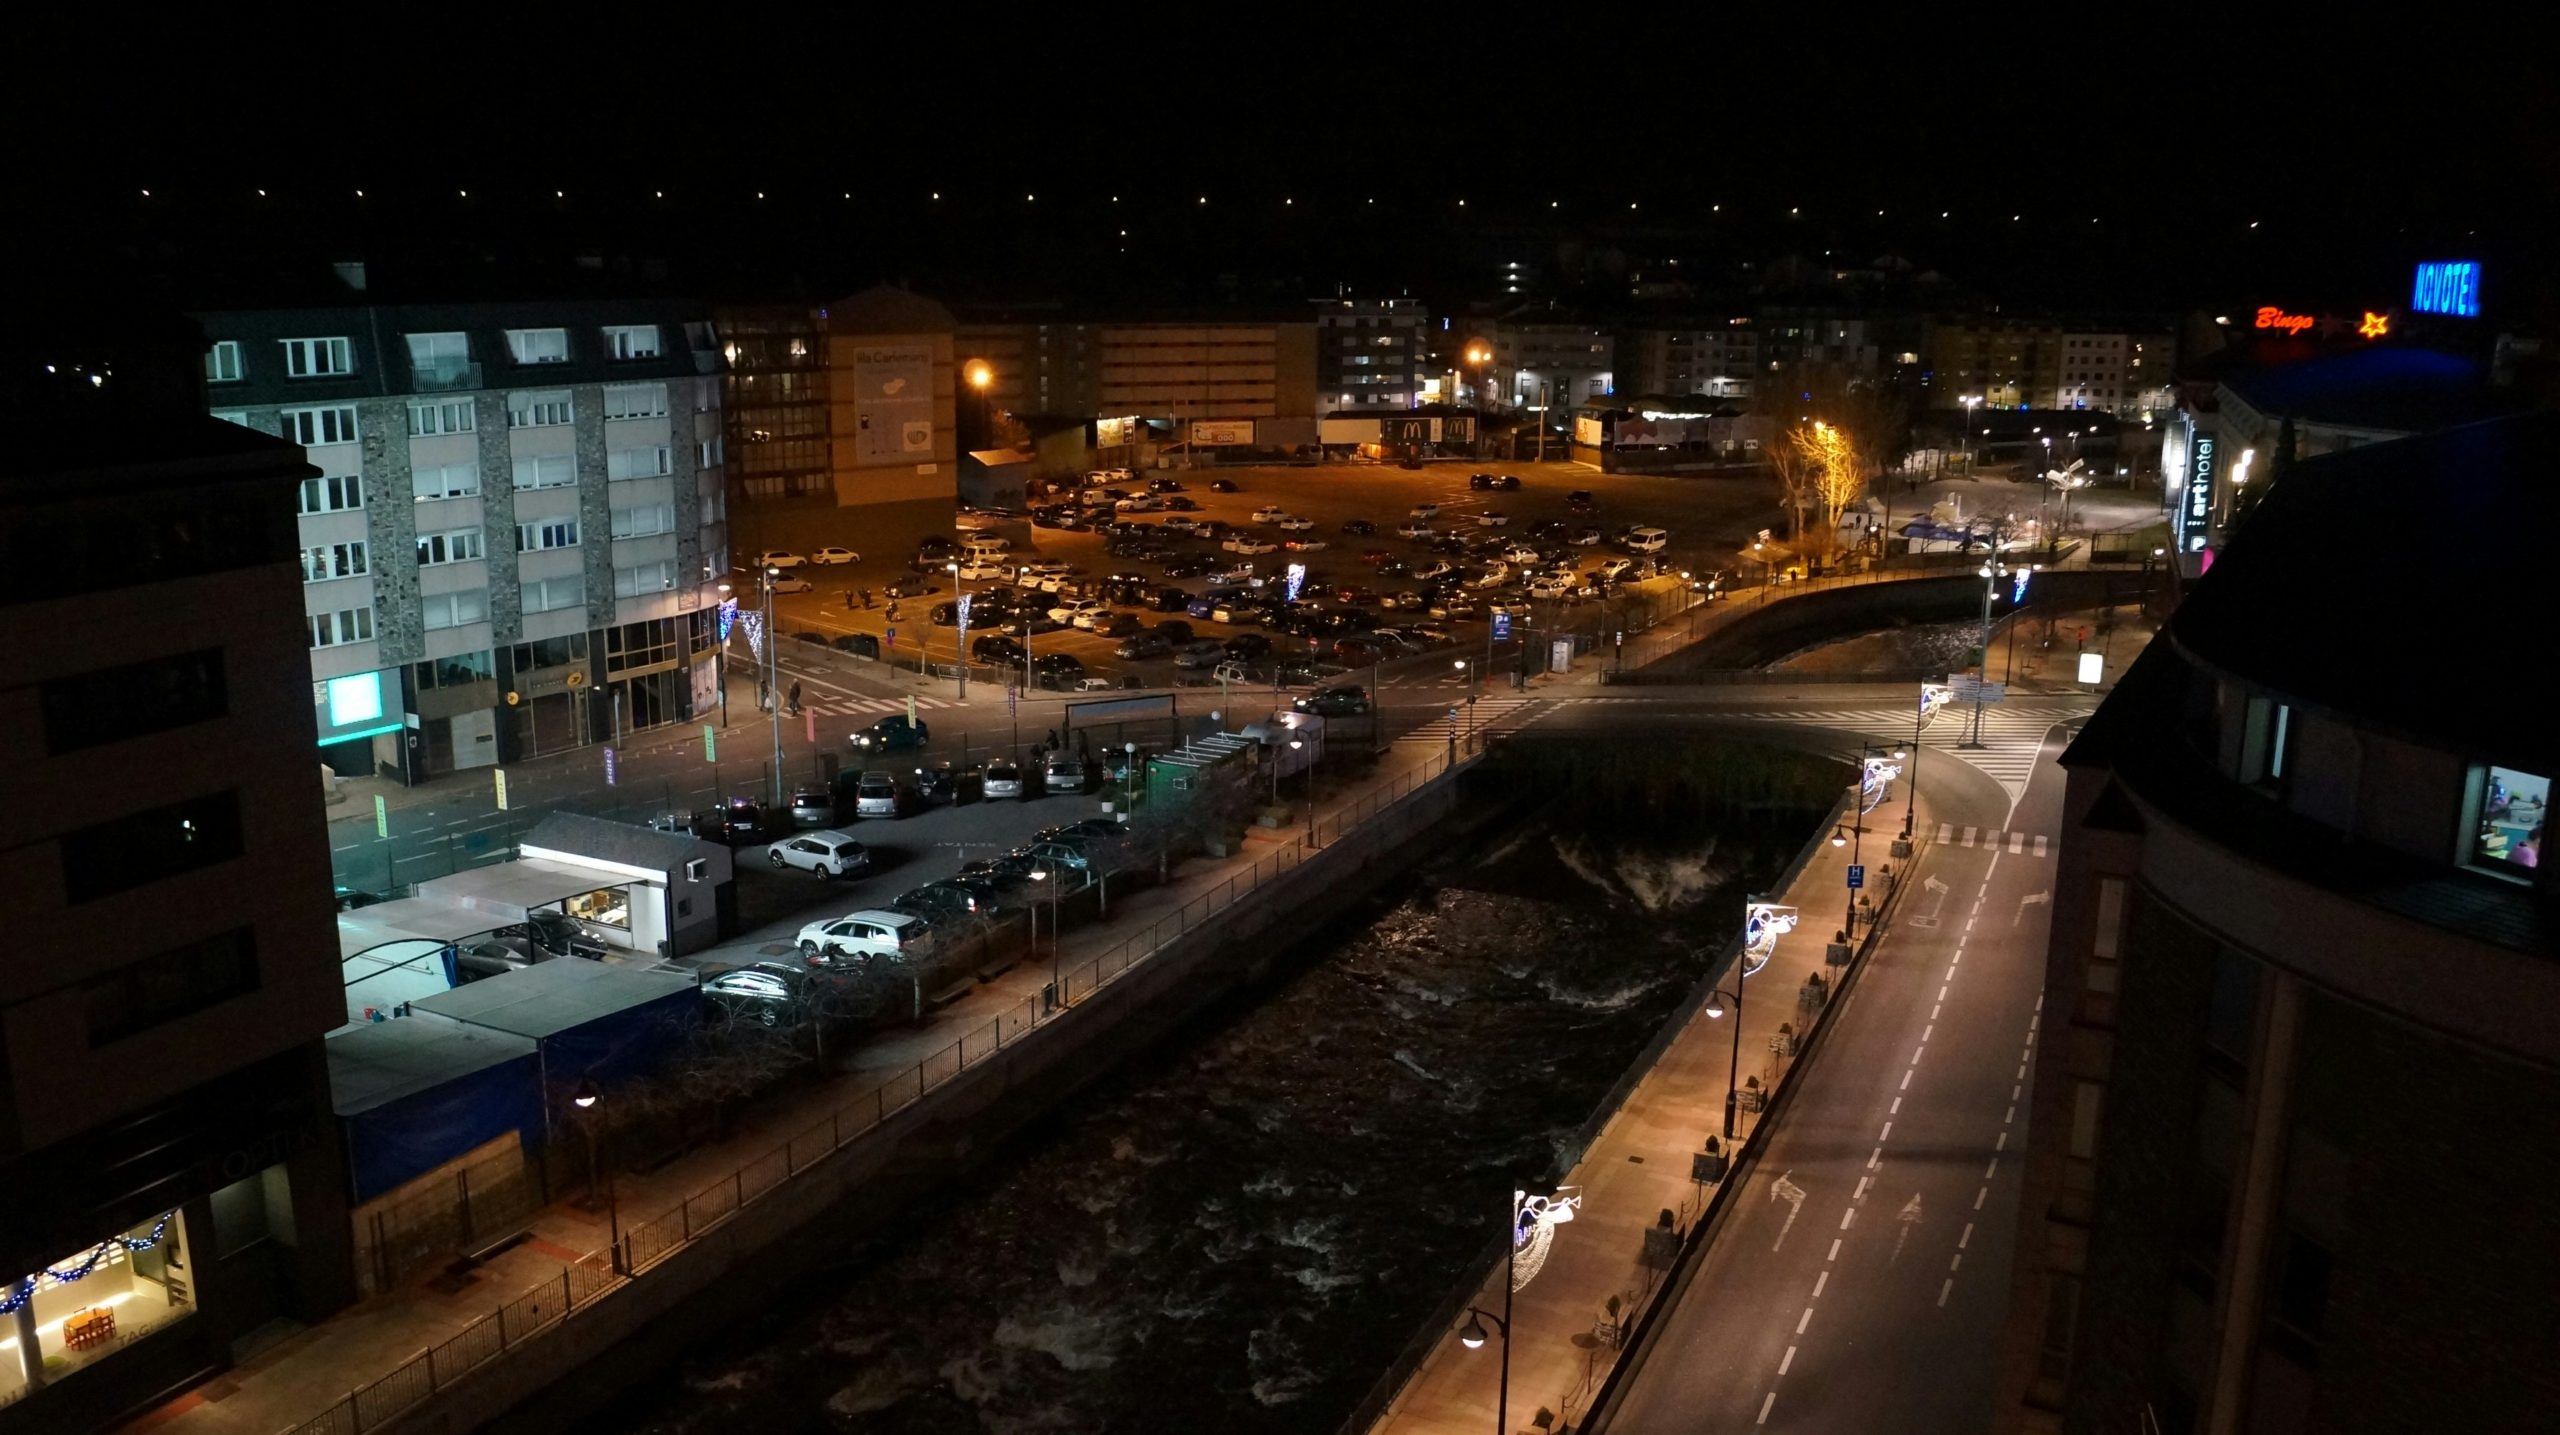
left=862, top=587, right=874, bottom=610
left=787, top=680, right=803, bottom=715
left=1047, top=728, right=1060, bottom=750
left=843, top=589, right=856, bottom=611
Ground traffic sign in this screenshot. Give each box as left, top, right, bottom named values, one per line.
left=604, top=746, right=618, bottom=786
left=1950, top=677, right=2006, bottom=704
left=373, top=794, right=389, bottom=839
left=1492, top=611, right=1512, bottom=640
left=1846, top=864, right=1866, bottom=890
left=494, top=768, right=511, bottom=811
left=1008, top=684, right=1019, bottom=716
left=702, top=724, right=717, bottom=761
left=885, top=626, right=897, bottom=650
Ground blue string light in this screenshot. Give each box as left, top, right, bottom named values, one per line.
left=0, top=1212, right=178, bottom=1313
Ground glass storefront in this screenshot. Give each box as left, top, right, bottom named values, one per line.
left=561, top=885, right=632, bottom=931
left=2475, top=765, right=2548, bottom=873
left=3, top=1211, right=195, bottom=1400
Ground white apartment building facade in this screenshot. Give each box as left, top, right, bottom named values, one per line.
left=193, top=301, right=731, bottom=784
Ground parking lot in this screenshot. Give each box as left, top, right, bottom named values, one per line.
left=740, top=458, right=1787, bottom=688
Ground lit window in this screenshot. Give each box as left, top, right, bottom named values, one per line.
left=2474, top=765, right=2550, bottom=874
left=299, top=541, right=369, bottom=581
left=516, top=519, right=580, bottom=552
left=407, top=397, right=476, bottom=435
left=416, top=529, right=485, bottom=565
left=308, top=606, right=375, bottom=648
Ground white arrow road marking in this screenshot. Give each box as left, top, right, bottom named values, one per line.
left=1770, top=1170, right=1807, bottom=1251
left=1892, top=1192, right=1924, bottom=1263
left=2015, top=890, right=2050, bottom=926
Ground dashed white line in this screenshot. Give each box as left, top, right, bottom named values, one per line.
left=1959, top=1222, right=1974, bottom=1249
left=1880, top=1122, right=1894, bottom=1141
left=1900, top=1069, right=1913, bottom=1090
left=1984, top=1156, right=2000, bottom=1180
left=1797, top=1307, right=1814, bottom=1334
left=1827, top=1238, right=1841, bottom=1262
left=1841, top=1208, right=1857, bottom=1230
left=1922, top=1024, right=1935, bottom=1042
left=1930, top=1004, right=1941, bottom=1020
left=2015, top=1064, right=2027, bottom=1080
left=1974, top=1187, right=1989, bottom=1210
left=1996, top=1131, right=2009, bottom=1151
left=1890, top=1097, right=1902, bottom=1115
left=2004, top=1105, right=2015, bottom=1124
left=1855, top=1175, right=1872, bottom=1201
left=2011, top=1085, right=2022, bottom=1101
left=1759, top=1392, right=1777, bottom=1425
left=1950, top=1253, right=1963, bottom=1273
left=1937, top=986, right=1948, bottom=1001
left=1814, top=1271, right=1829, bottom=1298
left=1937, top=1279, right=1954, bottom=1307
left=1779, top=1345, right=1796, bottom=1375
left=1912, top=1045, right=1927, bottom=1065
left=1867, top=1147, right=1883, bottom=1170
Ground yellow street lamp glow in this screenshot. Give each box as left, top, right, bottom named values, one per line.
left=964, top=360, right=993, bottom=391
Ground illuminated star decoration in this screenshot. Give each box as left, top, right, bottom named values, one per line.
left=2359, top=311, right=2391, bottom=340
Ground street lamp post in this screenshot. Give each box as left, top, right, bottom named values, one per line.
left=1902, top=690, right=1928, bottom=845
left=716, top=581, right=733, bottom=729
left=1032, top=868, right=1058, bottom=1010
left=1457, top=1191, right=1519, bottom=1435
left=1704, top=981, right=1746, bottom=1141
left=572, top=1079, right=623, bottom=1274
left=964, top=358, right=994, bottom=449
left=946, top=561, right=969, bottom=701
left=764, top=567, right=784, bottom=806
left=1122, top=740, right=1139, bottom=817
left=1964, top=550, right=2009, bottom=749
left=1453, top=659, right=1475, bottom=750
left=1291, top=738, right=1313, bottom=846
left=1960, top=395, right=1982, bottom=477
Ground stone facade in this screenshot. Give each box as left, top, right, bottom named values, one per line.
left=358, top=397, right=422, bottom=665
left=475, top=391, right=522, bottom=646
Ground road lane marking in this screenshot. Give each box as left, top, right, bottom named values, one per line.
left=1890, top=1097, right=1902, bottom=1115
left=1797, top=1307, right=1814, bottom=1334
left=1827, top=1239, right=1840, bottom=1261
left=1922, top=1024, right=1934, bottom=1042
left=2034, top=834, right=2049, bottom=855
left=1780, top=1346, right=1796, bottom=1375
left=1759, top=1392, right=1777, bottom=1425
left=1855, top=1176, right=1872, bottom=1201
left=1841, top=1208, right=1856, bottom=1230
left=1880, top=1122, right=1893, bottom=1140
left=1900, top=1069, right=1913, bottom=1089
left=1984, top=1156, right=2000, bottom=1179
left=1938, top=1278, right=1954, bottom=1307
left=1930, top=1003, right=1941, bottom=1019
left=1950, top=1253, right=1963, bottom=1272
left=1974, top=1187, right=1989, bottom=1210
left=1996, top=1131, right=2009, bottom=1151
left=1868, top=1147, right=1882, bottom=1170
left=1959, top=1222, right=1973, bottom=1249
left=2009, top=831, right=2025, bottom=853
left=1937, top=822, right=1952, bottom=842
left=1938, top=986, right=1948, bottom=1001
left=2012, top=1085, right=2022, bottom=1101
left=1814, top=1271, right=1829, bottom=1298
left=2004, top=1105, right=2015, bottom=1124
left=2016, top=1064, right=2027, bottom=1080
left=1912, top=1046, right=1926, bottom=1065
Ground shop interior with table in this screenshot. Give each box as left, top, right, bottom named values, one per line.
left=2475, top=765, right=2548, bottom=872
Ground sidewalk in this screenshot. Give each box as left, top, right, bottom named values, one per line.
left=128, top=727, right=1496, bottom=1435
left=1371, top=781, right=1943, bottom=1435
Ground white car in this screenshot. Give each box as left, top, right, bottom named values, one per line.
left=1161, top=516, right=1205, bottom=535
left=1622, top=526, right=1669, bottom=554
left=1409, top=503, right=1440, bottom=519
left=1527, top=576, right=1578, bottom=599
left=1224, top=536, right=1278, bottom=555
left=1596, top=557, right=1636, bottom=582
left=1012, top=562, right=1072, bottom=587
left=1276, top=515, right=1315, bottom=531
left=1396, top=521, right=1436, bottom=539
left=982, top=760, right=1025, bottom=800
left=767, top=574, right=815, bottom=594
left=809, top=547, right=860, bottom=566
left=1251, top=506, right=1289, bottom=524
left=796, top=909, right=927, bottom=964
left=1473, top=510, right=1510, bottom=528
left=1283, top=538, right=1328, bottom=552
left=766, top=831, right=870, bottom=878
left=956, top=559, right=1007, bottom=581
left=756, top=549, right=806, bottom=569
left=1415, top=559, right=1454, bottom=581
left=1048, top=597, right=1105, bottom=625
left=1115, top=494, right=1160, bottom=512
left=1504, top=544, right=1544, bottom=566
left=1071, top=606, right=1120, bottom=631
left=1469, top=563, right=1511, bottom=589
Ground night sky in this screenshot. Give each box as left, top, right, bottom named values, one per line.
left=17, top=22, right=2552, bottom=324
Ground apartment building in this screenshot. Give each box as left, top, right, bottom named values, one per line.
left=1487, top=315, right=1616, bottom=410
left=1617, top=319, right=1760, bottom=400
left=1315, top=295, right=1428, bottom=412
left=1928, top=314, right=2065, bottom=409
left=715, top=305, right=829, bottom=500
left=2, top=318, right=356, bottom=1430
left=952, top=309, right=1104, bottom=421
left=1994, top=412, right=2560, bottom=1435
left=2054, top=329, right=2177, bottom=413
left=192, top=301, right=732, bottom=782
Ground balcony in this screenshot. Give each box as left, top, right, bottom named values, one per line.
left=411, top=361, right=483, bottom=393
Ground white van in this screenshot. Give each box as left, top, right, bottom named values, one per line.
left=962, top=535, right=1011, bottom=561
left=1622, top=526, right=1669, bottom=555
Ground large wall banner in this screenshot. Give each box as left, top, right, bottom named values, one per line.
left=850, top=346, right=936, bottom=463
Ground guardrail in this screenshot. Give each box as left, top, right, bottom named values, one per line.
left=282, top=741, right=1478, bottom=1435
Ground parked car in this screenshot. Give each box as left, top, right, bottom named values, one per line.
left=983, top=760, right=1026, bottom=800
left=852, top=771, right=902, bottom=818
left=1210, top=479, right=1240, bottom=492
left=1293, top=684, right=1373, bottom=716
left=851, top=714, right=930, bottom=751
left=1162, top=557, right=1215, bottom=579
left=827, top=631, right=881, bottom=659
left=788, top=786, right=840, bottom=827
left=1568, top=489, right=1597, bottom=511
left=696, top=797, right=784, bottom=847
left=810, top=546, right=860, bottom=566
left=766, top=831, right=872, bottom=878
left=1251, top=505, right=1288, bottom=524
left=973, top=634, right=1027, bottom=666
left=1224, top=536, right=1278, bottom=555
left=1115, top=493, right=1161, bottom=512
left=796, top=909, right=930, bottom=965
left=1117, top=632, right=1174, bottom=660
left=701, top=963, right=819, bottom=1027
left=1149, top=476, right=1185, bottom=493
left=1032, top=653, right=1087, bottom=688
left=1223, top=632, right=1272, bottom=660
left=1273, top=514, right=1314, bottom=531
left=1151, top=619, right=1196, bottom=644
left=756, top=549, right=806, bottom=569
left=1473, top=510, right=1510, bottom=527
left=895, top=881, right=1001, bottom=923
left=1409, top=503, right=1440, bottom=519
left=1396, top=520, right=1436, bottom=540
left=913, top=762, right=962, bottom=805
left=766, top=574, right=814, bottom=594
left=1048, top=596, right=1106, bottom=625
left=1621, top=526, right=1670, bottom=554
left=1042, top=750, right=1091, bottom=794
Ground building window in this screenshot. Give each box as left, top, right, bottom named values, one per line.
left=604, top=324, right=661, bottom=359
left=299, top=541, right=369, bottom=582
left=507, top=390, right=572, bottom=428
left=205, top=340, right=243, bottom=383
left=522, top=575, right=585, bottom=613
left=512, top=633, right=587, bottom=670
left=308, top=606, right=375, bottom=648
left=83, top=928, right=259, bottom=1046
left=611, top=501, right=674, bottom=538
left=417, top=529, right=485, bottom=565
left=2474, top=764, right=2549, bottom=873
left=41, top=649, right=227, bottom=755
left=415, top=649, right=495, bottom=689
left=420, top=588, right=490, bottom=630
left=411, top=461, right=481, bottom=501
left=212, top=409, right=251, bottom=428
left=613, top=560, right=678, bottom=597
left=607, top=445, right=671, bottom=480
left=58, top=791, right=244, bottom=906
left=296, top=472, right=364, bottom=514
left=512, top=454, right=575, bottom=489
left=281, top=336, right=354, bottom=377
left=2236, top=696, right=2292, bottom=791
left=407, top=396, right=476, bottom=435
left=506, top=328, right=570, bottom=364
left=697, top=434, right=724, bottom=467
left=603, top=383, right=668, bottom=420
left=517, top=518, right=579, bottom=552
left=604, top=617, right=679, bottom=673
left=405, top=331, right=471, bottom=385
left=282, top=405, right=360, bottom=446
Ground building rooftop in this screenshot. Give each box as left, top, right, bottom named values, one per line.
left=2166, top=408, right=2558, bottom=766
left=2216, top=345, right=2524, bottom=435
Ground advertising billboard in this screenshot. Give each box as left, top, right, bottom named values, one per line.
left=1189, top=420, right=1256, bottom=446
left=849, top=345, right=936, bottom=464
left=1574, top=415, right=1606, bottom=447
left=1095, top=415, right=1141, bottom=447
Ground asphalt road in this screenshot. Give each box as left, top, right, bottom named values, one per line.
left=1582, top=699, right=2086, bottom=1434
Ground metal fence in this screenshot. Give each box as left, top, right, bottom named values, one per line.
left=283, top=742, right=1477, bottom=1435
left=353, top=1145, right=544, bottom=1298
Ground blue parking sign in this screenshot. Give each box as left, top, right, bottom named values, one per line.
left=1493, top=612, right=1512, bottom=640
left=1846, top=864, right=1866, bottom=889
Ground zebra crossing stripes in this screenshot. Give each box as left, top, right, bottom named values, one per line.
left=1931, top=823, right=2056, bottom=857
left=1397, top=697, right=1545, bottom=743
left=806, top=694, right=961, bottom=718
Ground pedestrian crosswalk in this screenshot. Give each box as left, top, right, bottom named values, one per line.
left=1933, top=824, right=2055, bottom=857
left=1698, top=704, right=2089, bottom=805
left=802, top=694, right=963, bottom=718
left=1397, top=696, right=1547, bottom=744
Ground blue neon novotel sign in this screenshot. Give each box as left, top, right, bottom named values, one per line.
left=2411, top=260, right=2481, bottom=318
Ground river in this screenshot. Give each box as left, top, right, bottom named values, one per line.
left=590, top=776, right=1821, bottom=1434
